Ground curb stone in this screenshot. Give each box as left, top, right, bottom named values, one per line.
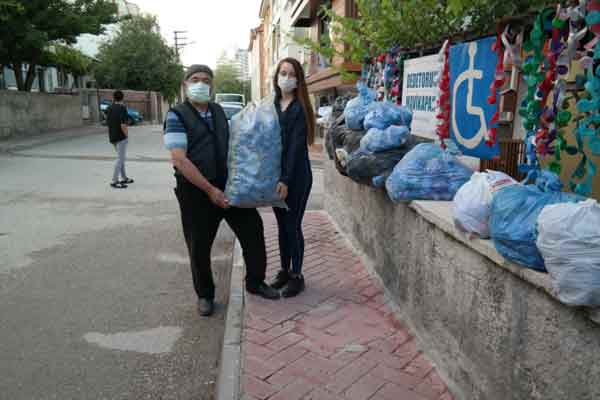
left=216, top=239, right=244, bottom=400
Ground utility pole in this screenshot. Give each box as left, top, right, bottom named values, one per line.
left=173, top=30, right=188, bottom=102
left=173, top=30, right=189, bottom=60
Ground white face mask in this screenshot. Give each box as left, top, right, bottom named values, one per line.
left=186, top=81, right=211, bottom=103
left=278, top=74, right=297, bottom=93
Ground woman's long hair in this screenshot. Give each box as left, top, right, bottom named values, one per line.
left=273, top=57, right=316, bottom=146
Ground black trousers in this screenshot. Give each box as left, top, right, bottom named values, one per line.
left=174, top=180, right=267, bottom=300
left=273, top=165, right=313, bottom=276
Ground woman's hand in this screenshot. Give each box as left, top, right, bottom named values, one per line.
left=276, top=182, right=288, bottom=200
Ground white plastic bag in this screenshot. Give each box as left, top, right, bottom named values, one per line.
left=453, top=170, right=516, bottom=238
left=537, top=199, right=600, bottom=306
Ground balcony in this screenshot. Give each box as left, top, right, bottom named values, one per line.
left=290, top=0, right=318, bottom=27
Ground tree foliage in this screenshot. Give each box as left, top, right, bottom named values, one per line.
left=94, top=16, right=183, bottom=103
left=297, top=0, right=555, bottom=66
left=213, top=62, right=251, bottom=101
left=46, top=44, right=93, bottom=77
left=0, top=0, right=118, bottom=91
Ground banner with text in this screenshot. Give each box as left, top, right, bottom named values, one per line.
left=401, top=54, right=441, bottom=140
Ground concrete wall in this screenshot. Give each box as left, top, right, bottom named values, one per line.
left=323, top=161, right=600, bottom=400
left=0, top=91, right=83, bottom=139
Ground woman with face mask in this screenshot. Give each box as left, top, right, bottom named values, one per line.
left=270, top=58, right=316, bottom=298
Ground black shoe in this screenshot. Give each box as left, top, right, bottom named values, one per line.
left=282, top=275, right=305, bottom=298
left=247, top=282, right=281, bottom=300
left=119, top=178, right=134, bottom=184
left=270, top=269, right=290, bottom=290
left=197, top=298, right=214, bottom=316
left=110, top=182, right=127, bottom=189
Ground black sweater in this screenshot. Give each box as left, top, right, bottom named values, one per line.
left=275, top=98, right=311, bottom=186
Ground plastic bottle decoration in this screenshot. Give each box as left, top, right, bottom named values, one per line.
left=436, top=40, right=451, bottom=148
left=569, top=0, right=600, bottom=196
left=519, top=9, right=550, bottom=183
left=383, top=53, right=397, bottom=101
left=486, top=28, right=505, bottom=147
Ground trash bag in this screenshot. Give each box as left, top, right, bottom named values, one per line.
left=363, top=101, right=413, bottom=131
left=489, top=184, right=583, bottom=271
left=359, top=126, right=410, bottom=153
left=346, top=147, right=412, bottom=186
left=385, top=143, right=474, bottom=201
left=537, top=199, right=600, bottom=305
left=349, top=136, right=430, bottom=186
left=225, top=97, right=286, bottom=208
left=453, top=171, right=517, bottom=238
left=344, top=82, right=376, bottom=130
left=325, top=118, right=346, bottom=160
left=326, top=124, right=367, bottom=176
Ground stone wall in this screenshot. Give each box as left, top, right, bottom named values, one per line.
left=0, top=91, right=83, bottom=139
left=323, top=160, right=600, bottom=400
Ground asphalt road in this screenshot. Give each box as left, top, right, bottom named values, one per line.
left=0, top=125, right=235, bottom=400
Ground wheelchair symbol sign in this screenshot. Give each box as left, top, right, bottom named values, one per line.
left=449, top=36, right=500, bottom=160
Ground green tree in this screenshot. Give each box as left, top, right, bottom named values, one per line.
left=94, top=16, right=183, bottom=103
left=0, top=0, right=118, bottom=91
left=213, top=62, right=251, bottom=101
left=47, top=44, right=93, bottom=78
left=297, top=0, right=555, bottom=70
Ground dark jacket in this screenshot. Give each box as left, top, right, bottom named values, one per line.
left=169, top=101, right=229, bottom=186
left=275, top=98, right=311, bottom=186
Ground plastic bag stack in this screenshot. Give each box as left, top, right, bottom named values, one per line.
left=537, top=200, right=600, bottom=305
left=225, top=97, right=286, bottom=208
left=385, top=143, right=474, bottom=201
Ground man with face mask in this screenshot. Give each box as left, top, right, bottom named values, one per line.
left=164, top=64, right=280, bottom=317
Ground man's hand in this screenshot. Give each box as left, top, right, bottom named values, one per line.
left=276, top=182, right=288, bottom=200
left=208, top=186, right=230, bottom=209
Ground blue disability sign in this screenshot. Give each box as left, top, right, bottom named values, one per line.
left=449, top=36, right=500, bottom=160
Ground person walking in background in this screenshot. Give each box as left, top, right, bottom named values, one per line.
left=164, top=64, right=280, bottom=317
left=107, top=90, right=134, bottom=189
left=270, top=57, right=316, bottom=298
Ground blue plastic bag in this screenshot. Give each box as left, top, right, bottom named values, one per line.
left=359, top=126, right=410, bottom=153
left=385, top=143, right=473, bottom=201
left=490, top=184, right=583, bottom=271
left=363, top=101, right=413, bottom=131
left=225, top=97, right=287, bottom=208
left=344, top=82, right=376, bottom=130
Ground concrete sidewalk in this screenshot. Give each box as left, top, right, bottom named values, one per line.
left=240, top=211, right=454, bottom=400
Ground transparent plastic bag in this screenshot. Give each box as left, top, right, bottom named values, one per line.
left=385, top=143, right=474, bottom=201
left=453, top=171, right=517, bottom=238
left=225, top=97, right=287, bottom=208
left=537, top=200, right=600, bottom=305
left=359, top=126, right=410, bottom=153
left=363, top=101, right=413, bottom=131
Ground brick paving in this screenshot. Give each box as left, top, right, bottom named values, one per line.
left=240, top=211, right=454, bottom=400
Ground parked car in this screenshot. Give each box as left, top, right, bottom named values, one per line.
left=100, top=100, right=143, bottom=125
left=222, top=103, right=243, bottom=121
left=215, top=93, right=245, bottom=108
